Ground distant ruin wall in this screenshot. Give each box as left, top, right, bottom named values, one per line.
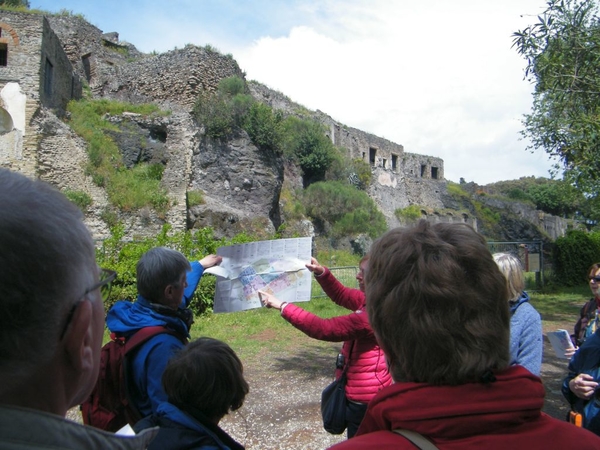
left=99, top=46, right=245, bottom=109
left=41, top=17, right=82, bottom=112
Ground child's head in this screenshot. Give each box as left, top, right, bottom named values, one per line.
left=163, top=337, right=249, bottom=423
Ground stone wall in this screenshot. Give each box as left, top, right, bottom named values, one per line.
left=40, top=16, right=81, bottom=112
left=45, top=14, right=143, bottom=96
left=98, top=46, right=245, bottom=109
left=0, top=11, right=79, bottom=177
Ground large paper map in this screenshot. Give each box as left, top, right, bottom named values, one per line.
left=206, top=237, right=313, bottom=313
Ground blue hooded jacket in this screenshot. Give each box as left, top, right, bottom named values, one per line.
left=508, top=291, right=543, bottom=376
left=106, top=261, right=204, bottom=418
left=133, top=402, right=244, bottom=450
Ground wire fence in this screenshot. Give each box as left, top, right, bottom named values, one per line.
left=312, top=266, right=359, bottom=298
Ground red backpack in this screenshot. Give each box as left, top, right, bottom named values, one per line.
left=81, top=326, right=186, bottom=432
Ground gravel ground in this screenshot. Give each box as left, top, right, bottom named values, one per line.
left=67, top=332, right=573, bottom=450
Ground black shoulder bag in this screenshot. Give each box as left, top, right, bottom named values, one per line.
left=320, top=341, right=354, bottom=434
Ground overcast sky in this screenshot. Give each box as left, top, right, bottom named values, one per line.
left=30, top=0, right=558, bottom=185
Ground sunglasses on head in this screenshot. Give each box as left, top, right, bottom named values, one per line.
left=590, top=276, right=600, bottom=283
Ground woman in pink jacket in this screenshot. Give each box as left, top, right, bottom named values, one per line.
left=259, top=256, right=391, bottom=438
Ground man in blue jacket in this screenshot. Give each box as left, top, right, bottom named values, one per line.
left=106, top=247, right=222, bottom=419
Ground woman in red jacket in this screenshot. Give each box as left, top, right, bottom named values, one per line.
left=259, top=255, right=391, bottom=438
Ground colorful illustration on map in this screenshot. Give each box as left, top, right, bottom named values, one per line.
left=205, top=237, right=313, bottom=313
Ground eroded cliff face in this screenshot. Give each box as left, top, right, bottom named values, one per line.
left=188, top=131, right=283, bottom=239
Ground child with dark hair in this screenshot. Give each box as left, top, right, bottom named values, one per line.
left=134, top=337, right=248, bottom=450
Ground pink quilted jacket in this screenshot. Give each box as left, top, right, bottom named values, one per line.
left=281, top=268, right=392, bottom=402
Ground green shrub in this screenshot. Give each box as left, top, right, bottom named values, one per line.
left=553, top=230, right=600, bottom=286
left=326, top=150, right=372, bottom=190
left=193, top=77, right=254, bottom=139
left=242, top=102, right=283, bottom=153
left=507, top=188, right=530, bottom=201
left=218, top=76, right=246, bottom=97
left=281, top=117, right=335, bottom=184
left=395, top=205, right=423, bottom=222
left=193, top=93, right=236, bottom=139
left=187, top=190, right=205, bottom=207
left=304, top=181, right=387, bottom=238
left=64, top=189, right=92, bottom=211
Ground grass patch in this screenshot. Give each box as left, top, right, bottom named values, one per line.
left=187, top=190, right=205, bottom=207
left=64, top=189, right=92, bottom=211
left=192, top=296, right=346, bottom=359
left=529, top=284, right=589, bottom=325
left=67, top=98, right=171, bottom=214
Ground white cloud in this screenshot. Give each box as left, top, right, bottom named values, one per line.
left=232, top=0, right=555, bottom=184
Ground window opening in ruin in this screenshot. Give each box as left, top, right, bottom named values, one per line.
left=82, top=54, right=92, bottom=82
left=382, top=158, right=387, bottom=169
left=44, top=58, right=53, bottom=95
left=369, top=147, right=376, bottom=166
left=0, top=107, right=13, bottom=133
left=431, top=167, right=439, bottom=179
left=362, top=151, right=366, bottom=160
left=0, top=43, right=7, bottom=67
left=420, top=164, right=426, bottom=177
left=391, top=154, right=398, bottom=170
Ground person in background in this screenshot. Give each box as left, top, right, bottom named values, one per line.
left=562, top=327, right=600, bottom=435
left=0, top=169, right=155, bottom=449
left=134, top=337, right=248, bottom=449
left=570, top=263, right=600, bottom=356
left=106, top=247, right=222, bottom=420
left=492, top=252, right=543, bottom=375
left=259, top=255, right=391, bottom=438
left=329, top=220, right=600, bottom=449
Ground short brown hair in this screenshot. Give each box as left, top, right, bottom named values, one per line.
left=366, top=220, right=510, bottom=385
left=163, top=337, right=249, bottom=422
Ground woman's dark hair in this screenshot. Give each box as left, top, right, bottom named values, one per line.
left=163, top=337, right=249, bottom=422
left=366, top=220, right=510, bottom=385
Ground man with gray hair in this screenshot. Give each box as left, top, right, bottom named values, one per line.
left=106, top=246, right=221, bottom=422
left=329, top=220, right=600, bottom=449
left=0, top=169, right=155, bottom=449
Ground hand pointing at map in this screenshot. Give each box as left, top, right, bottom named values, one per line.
left=258, top=291, right=287, bottom=311
left=305, top=257, right=324, bottom=276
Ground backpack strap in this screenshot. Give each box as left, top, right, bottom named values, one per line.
left=393, top=429, right=439, bottom=450
left=122, top=325, right=187, bottom=354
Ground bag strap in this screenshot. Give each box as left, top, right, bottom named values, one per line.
left=122, top=325, right=187, bottom=353
left=393, top=429, right=439, bottom=450
left=342, top=339, right=356, bottom=375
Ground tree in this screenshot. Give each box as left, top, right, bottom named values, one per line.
left=513, top=0, right=600, bottom=194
